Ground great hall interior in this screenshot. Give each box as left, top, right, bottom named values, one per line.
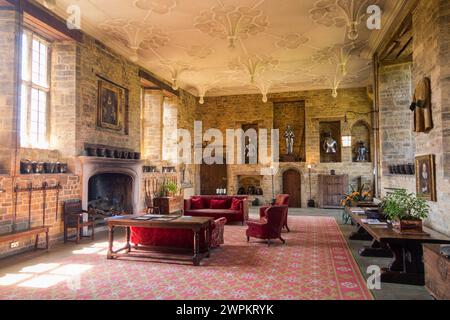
left=0, top=0, right=449, bottom=301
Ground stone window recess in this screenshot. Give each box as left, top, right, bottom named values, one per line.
left=20, top=30, right=51, bottom=149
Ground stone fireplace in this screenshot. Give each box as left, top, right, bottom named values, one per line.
left=76, top=156, right=143, bottom=215
left=237, top=175, right=264, bottom=195
left=88, top=173, right=133, bottom=216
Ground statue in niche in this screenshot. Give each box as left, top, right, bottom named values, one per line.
left=323, top=132, right=337, bottom=154
left=355, top=141, right=369, bottom=162
left=284, top=125, right=295, bottom=155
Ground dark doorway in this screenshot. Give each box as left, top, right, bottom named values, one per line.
left=283, top=169, right=302, bottom=208
left=200, top=162, right=228, bottom=195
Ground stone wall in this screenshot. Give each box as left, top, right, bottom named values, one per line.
left=0, top=9, right=20, bottom=175
left=198, top=87, right=374, bottom=206
left=378, top=0, right=450, bottom=236
left=76, top=36, right=141, bottom=155
left=0, top=10, right=199, bottom=258
left=0, top=174, right=80, bottom=259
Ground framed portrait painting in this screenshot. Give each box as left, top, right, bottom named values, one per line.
left=97, top=78, right=128, bottom=134
left=415, top=154, right=437, bottom=202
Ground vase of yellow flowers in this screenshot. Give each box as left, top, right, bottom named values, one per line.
left=341, top=185, right=371, bottom=208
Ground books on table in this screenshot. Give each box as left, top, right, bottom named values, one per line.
left=361, top=219, right=388, bottom=226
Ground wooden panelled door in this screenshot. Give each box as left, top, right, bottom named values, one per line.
left=200, top=162, right=228, bottom=195
left=318, top=175, right=349, bottom=208
left=283, top=170, right=302, bottom=208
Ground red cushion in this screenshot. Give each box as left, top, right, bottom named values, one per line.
left=210, top=199, right=227, bottom=209
left=191, top=197, right=204, bottom=210
left=230, top=198, right=242, bottom=210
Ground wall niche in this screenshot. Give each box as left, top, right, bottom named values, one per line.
left=351, top=120, right=371, bottom=163
left=320, top=121, right=342, bottom=163
left=273, top=100, right=306, bottom=162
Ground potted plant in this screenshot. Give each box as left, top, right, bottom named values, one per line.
left=166, top=181, right=178, bottom=197
left=380, top=189, right=429, bottom=232
left=159, top=181, right=178, bottom=197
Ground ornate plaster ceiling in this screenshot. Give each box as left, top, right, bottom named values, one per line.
left=37, top=0, right=403, bottom=99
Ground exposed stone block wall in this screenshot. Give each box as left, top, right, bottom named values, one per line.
left=76, top=36, right=141, bottom=155
left=0, top=10, right=20, bottom=175
left=198, top=87, right=374, bottom=206
left=0, top=174, right=80, bottom=259
left=379, top=0, right=450, bottom=236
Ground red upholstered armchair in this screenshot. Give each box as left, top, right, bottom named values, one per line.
left=246, top=206, right=288, bottom=246
left=260, top=194, right=290, bottom=232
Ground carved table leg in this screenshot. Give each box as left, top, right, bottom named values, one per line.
left=107, top=226, right=115, bottom=260
left=381, top=242, right=425, bottom=286
left=349, top=225, right=373, bottom=241
left=359, top=240, right=393, bottom=258
left=193, top=230, right=200, bottom=266
left=205, top=226, right=211, bottom=258
left=125, top=226, right=131, bottom=253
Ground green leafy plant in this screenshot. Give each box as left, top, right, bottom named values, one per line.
left=381, top=189, right=430, bottom=221
left=165, top=181, right=178, bottom=195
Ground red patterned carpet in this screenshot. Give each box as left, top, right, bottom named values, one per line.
left=0, top=216, right=372, bottom=300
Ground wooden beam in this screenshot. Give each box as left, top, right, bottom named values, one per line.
left=5, top=0, right=82, bottom=42
left=139, top=69, right=180, bottom=97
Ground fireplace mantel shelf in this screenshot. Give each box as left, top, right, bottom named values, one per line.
left=78, top=156, right=145, bottom=165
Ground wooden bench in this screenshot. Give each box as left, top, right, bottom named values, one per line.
left=0, top=227, right=50, bottom=251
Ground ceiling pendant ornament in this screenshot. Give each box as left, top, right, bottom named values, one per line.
left=43, top=0, right=56, bottom=10
left=134, top=0, right=177, bottom=15
left=229, top=54, right=279, bottom=84
left=309, top=0, right=347, bottom=28
left=275, top=33, right=310, bottom=50
left=194, top=5, right=269, bottom=49
left=310, top=0, right=373, bottom=41
left=99, top=20, right=169, bottom=62
left=336, top=0, right=370, bottom=41
left=160, top=61, right=192, bottom=91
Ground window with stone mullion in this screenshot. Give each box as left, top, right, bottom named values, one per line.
left=20, top=29, right=50, bottom=149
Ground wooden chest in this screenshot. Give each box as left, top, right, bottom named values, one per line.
left=424, top=244, right=450, bottom=300
left=154, top=196, right=184, bottom=215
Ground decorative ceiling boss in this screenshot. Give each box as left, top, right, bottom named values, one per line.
left=310, top=0, right=374, bottom=41
left=194, top=5, right=269, bottom=49
left=134, top=0, right=178, bottom=15
left=99, top=20, right=169, bottom=62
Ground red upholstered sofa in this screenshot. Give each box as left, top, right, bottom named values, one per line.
left=184, top=195, right=249, bottom=225
left=130, top=217, right=227, bottom=253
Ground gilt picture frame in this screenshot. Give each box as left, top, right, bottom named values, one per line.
left=97, top=78, right=128, bottom=134
left=415, top=154, right=437, bottom=202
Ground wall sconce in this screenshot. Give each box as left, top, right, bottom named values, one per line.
left=342, top=135, right=352, bottom=147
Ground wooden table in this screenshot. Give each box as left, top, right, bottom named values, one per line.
left=348, top=208, right=450, bottom=286
left=105, top=216, right=213, bottom=266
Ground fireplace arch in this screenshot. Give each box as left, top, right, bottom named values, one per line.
left=78, top=157, right=143, bottom=214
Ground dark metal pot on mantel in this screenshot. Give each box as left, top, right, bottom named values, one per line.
left=128, top=152, right=135, bottom=159
left=97, top=148, right=107, bottom=157
left=34, top=162, right=45, bottom=174
left=44, top=162, right=56, bottom=174
left=86, top=147, right=98, bottom=157
left=20, top=160, right=33, bottom=174
left=57, top=163, right=68, bottom=174
left=106, top=149, right=115, bottom=158
left=134, top=152, right=141, bottom=160
left=122, top=151, right=129, bottom=159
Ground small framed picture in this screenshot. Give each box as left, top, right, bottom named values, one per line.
left=415, top=154, right=437, bottom=202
